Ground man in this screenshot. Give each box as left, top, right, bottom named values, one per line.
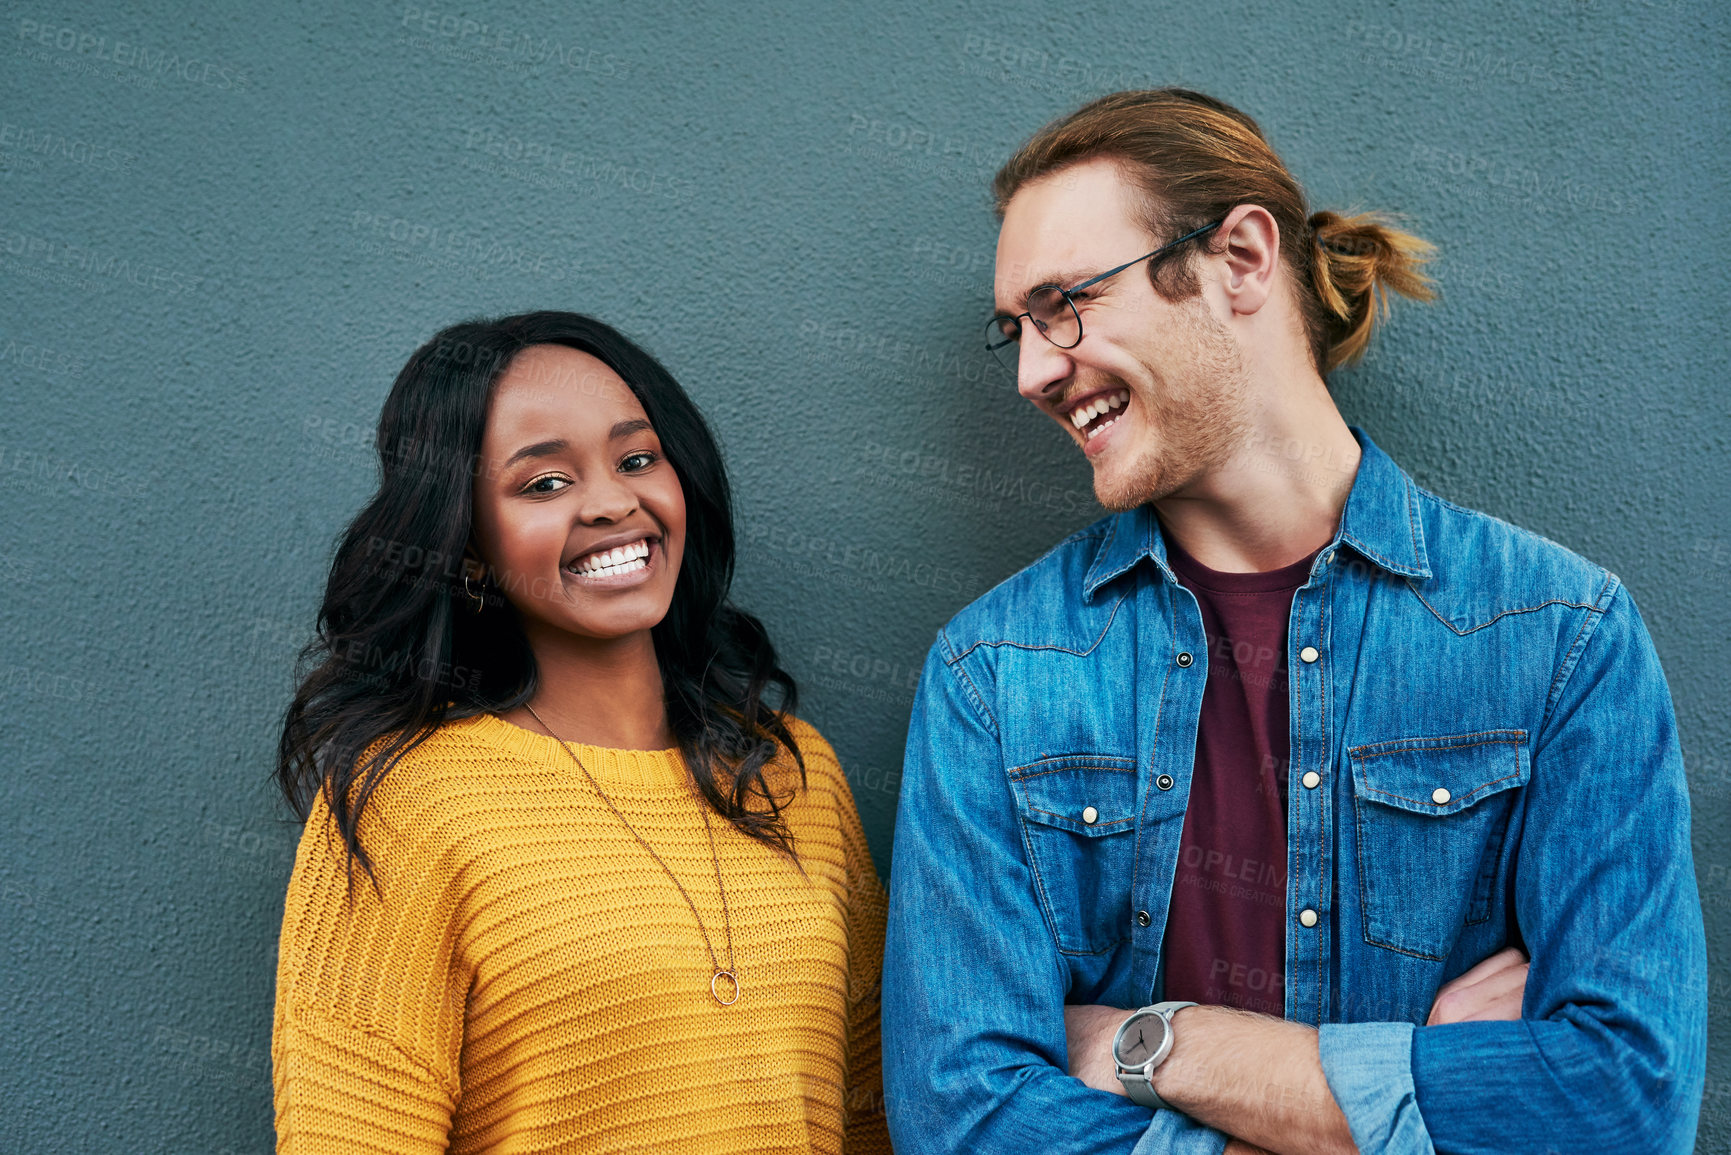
left=882, top=89, right=1705, bottom=1154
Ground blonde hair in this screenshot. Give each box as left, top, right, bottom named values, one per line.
left=993, top=89, right=1435, bottom=373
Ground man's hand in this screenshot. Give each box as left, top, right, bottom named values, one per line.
left=1070, top=1004, right=1357, bottom=1153
left=1426, top=947, right=1529, bottom=1026
left=1062, top=1003, right=1134, bottom=1094
left=1060, top=952, right=1525, bottom=1150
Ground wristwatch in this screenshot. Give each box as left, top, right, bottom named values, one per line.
left=1112, top=1000, right=1197, bottom=1109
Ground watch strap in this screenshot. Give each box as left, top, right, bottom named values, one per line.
left=1114, top=1000, right=1198, bottom=1110
left=1120, top=1065, right=1168, bottom=1110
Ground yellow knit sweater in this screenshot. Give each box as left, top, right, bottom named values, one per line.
left=272, top=713, right=891, bottom=1154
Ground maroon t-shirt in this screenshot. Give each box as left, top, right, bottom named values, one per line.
left=1160, top=534, right=1315, bottom=1018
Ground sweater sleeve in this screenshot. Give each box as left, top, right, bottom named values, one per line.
left=273, top=789, right=468, bottom=1154
left=792, top=725, right=893, bottom=1155
left=274, top=1001, right=457, bottom=1152
left=838, top=780, right=892, bottom=1155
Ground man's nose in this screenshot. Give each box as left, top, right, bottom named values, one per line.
left=1015, top=335, right=1072, bottom=402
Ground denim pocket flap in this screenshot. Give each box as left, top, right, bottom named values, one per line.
left=1350, top=730, right=1530, bottom=817
left=1010, top=755, right=1140, bottom=837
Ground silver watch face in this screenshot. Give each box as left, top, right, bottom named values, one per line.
left=1114, top=1012, right=1170, bottom=1067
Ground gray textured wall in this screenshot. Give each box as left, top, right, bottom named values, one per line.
left=2, top=0, right=1724, bottom=1150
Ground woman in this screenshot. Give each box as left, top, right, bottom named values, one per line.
left=272, top=312, right=889, bottom=1153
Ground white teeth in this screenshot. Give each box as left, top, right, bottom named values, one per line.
left=572, top=539, right=651, bottom=575
left=581, top=557, right=647, bottom=577
left=1086, top=414, right=1123, bottom=441
left=1069, top=391, right=1130, bottom=430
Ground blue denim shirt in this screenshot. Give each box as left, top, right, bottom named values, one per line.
left=882, top=431, right=1706, bottom=1154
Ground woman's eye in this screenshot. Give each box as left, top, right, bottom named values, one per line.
left=620, top=451, right=658, bottom=473
left=522, top=474, right=569, bottom=495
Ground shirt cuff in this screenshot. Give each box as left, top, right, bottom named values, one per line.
left=1318, top=1021, right=1435, bottom=1155
left=1130, top=1106, right=1229, bottom=1155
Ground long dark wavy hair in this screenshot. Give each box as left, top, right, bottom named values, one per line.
left=276, top=311, right=804, bottom=879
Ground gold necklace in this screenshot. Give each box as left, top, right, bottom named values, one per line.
left=521, top=702, right=740, bottom=1006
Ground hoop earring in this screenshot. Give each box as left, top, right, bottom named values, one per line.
left=464, top=572, right=487, bottom=612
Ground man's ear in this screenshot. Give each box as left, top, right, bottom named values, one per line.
left=1215, top=204, right=1280, bottom=318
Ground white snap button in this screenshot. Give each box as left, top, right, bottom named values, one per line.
left=1432, top=787, right=1451, bottom=805
left=1299, top=908, right=1319, bottom=927
left=1081, top=806, right=1098, bottom=825
left=1302, top=771, right=1321, bottom=789
left=1299, top=646, right=1320, bottom=664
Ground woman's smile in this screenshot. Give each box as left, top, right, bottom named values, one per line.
left=564, top=534, right=660, bottom=586
left=470, top=343, right=688, bottom=641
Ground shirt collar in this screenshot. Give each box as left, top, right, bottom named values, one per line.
left=1334, top=428, right=1431, bottom=581
left=1081, top=427, right=1430, bottom=601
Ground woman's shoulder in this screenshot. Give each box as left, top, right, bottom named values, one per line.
left=342, top=712, right=554, bottom=832
left=775, top=715, right=848, bottom=791
left=781, top=714, right=836, bottom=767
left=293, top=713, right=556, bottom=890
left=771, top=718, right=880, bottom=893
left=773, top=716, right=868, bottom=824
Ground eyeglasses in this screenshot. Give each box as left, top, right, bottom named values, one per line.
left=985, top=220, right=1224, bottom=377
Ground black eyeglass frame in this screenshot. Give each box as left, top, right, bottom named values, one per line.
left=985, top=219, right=1225, bottom=372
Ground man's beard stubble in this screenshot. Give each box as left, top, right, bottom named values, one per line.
left=1090, top=299, right=1251, bottom=512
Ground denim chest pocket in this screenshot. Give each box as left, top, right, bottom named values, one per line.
left=1351, top=731, right=1530, bottom=960
left=1009, top=755, right=1140, bottom=955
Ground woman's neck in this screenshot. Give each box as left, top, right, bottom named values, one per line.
left=507, top=626, right=674, bottom=750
